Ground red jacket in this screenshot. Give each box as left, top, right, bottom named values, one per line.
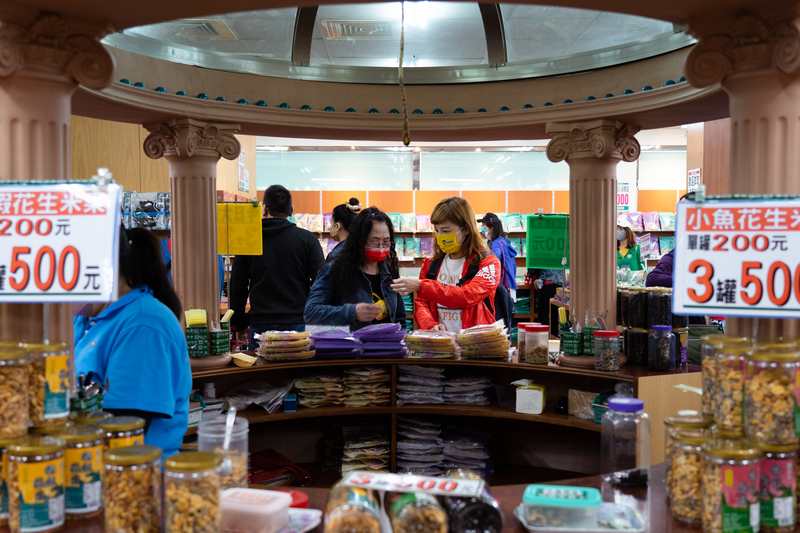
left=414, top=253, right=501, bottom=331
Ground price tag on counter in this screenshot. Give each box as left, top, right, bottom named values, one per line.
left=0, top=183, right=121, bottom=303
left=673, top=199, right=800, bottom=318
left=341, top=472, right=484, bottom=497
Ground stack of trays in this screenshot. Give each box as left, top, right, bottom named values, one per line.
left=310, top=330, right=363, bottom=359
left=456, top=324, right=511, bottom=360
left=352, top=324, right=408, bottom=358
left=255, top=331, right=315, bottom=361
left=294, top=374, right=344, bottom=408
left=404, top=330, right=458, bottom=358
left=343, top=367, right=391, bottom=407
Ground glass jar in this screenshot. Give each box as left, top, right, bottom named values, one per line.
left=164, top=451, right=223, bottom=533
left=386, top=491, right=448, bottom=533
left=72, top=411, right=113, bottom=425
left=702, top=336, right=748, bottom=421
left=97, top=416, right=145, bottom=449
left=0, top=437, right=23, bottom=528
left=525, top=325, right=550, bottom=364
left=664, top=412, right=713, bottom=495
left=714, top=345, right=755, bottom=435
left=629, top=288, right=648, bottom=329
left=0, top=347, right=29, bottom=438
left=6, top=436, right=66, bottom=533
left=49, top=425, right=104, bottom=520
left=757, top=444, right=796, bottom=533
left=324, top=481, right=381, bottom=533
left=701, top=439, right=761, bottom=533
left=616, top=326, right=628, bottom=356
left=620, top=288, right=633, bottom=327
left=647, top=288, right=672, bottom=330
left=439, top=469, right=503, bottom=533
left=616, top=288, right=623, bottom=327
left=627, top=328, right=649, bottom=366
left=744, top=346, right=800, bottom=446
left=198, top=416, right=249, bottom=490
left=593, top=330, right=621, bottom=371
left=648, top=325, right=676, bottom=371
left=25, top=343, right=71, bottom=429
left=103, top=445, right=162, bottom=533
left=600, top=398, right=650, bottom=486
left=669, top=430, right=713, bottom=524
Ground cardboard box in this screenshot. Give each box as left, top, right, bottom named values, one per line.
left=188, top=401, right=204, bottom=427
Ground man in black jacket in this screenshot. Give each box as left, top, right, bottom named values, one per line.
left=230, top=185, right=325, bottom=349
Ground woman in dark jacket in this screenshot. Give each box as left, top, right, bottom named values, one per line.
left=327, top=197, right=361, bottom=262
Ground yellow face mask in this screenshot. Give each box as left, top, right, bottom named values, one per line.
left=330, top=223, right=341, bottom=242
left=435, top=226, right=465, bottom=254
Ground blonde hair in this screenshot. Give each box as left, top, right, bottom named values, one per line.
left=430, top=197, right=488, bottom=263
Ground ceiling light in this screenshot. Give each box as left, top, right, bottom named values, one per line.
left=351, top=146, right=357, bottom=150
left=475, top=148, right=482, bottom=152
left=414, top=146, right=421, bottom=152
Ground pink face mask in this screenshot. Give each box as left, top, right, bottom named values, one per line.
left=364, top=246, right=390, bottom=263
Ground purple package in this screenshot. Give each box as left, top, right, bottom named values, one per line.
left=361, top=349, right=409, bottom=358
left=627, top=212, right=644, bottom=232
left=314, top=349, right=364, bottom=359
left=311, top=330, right=357, bottom=341
left=361, top=342, right=405, bottom=350
left=649, top=235, right=661, bottom=259
left=416, top=214, right=432, bottom=232
left=314, top=341, right=362, bottom=351
left=354, top=323, right=402, bottom=337
left=642, top=212, right=660, bottom=231
left=420, top=238, right=434, bottom=257
left=361, top=331, right=407, bottom=343
left=323, top=213, right=332, bottom=231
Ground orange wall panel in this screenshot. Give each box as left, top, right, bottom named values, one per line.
left=415, top=191, right=458, bottom=215
left=639, top=190, right=680, bottom=213
left=321, top=191, right=367, bottom=213
left=554, top=191, right=570, bottom=213
left=462, top=191, right=504, bottom=215
left=508, top=191, right=552, bottom=214
left=369, top=190, right=413, bottom=213
left=292, top=191, right=320, bottom=214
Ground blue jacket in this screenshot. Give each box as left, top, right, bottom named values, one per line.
left=326, top=240, right=345, bottom=263
left=490, top=237, right=518, bottom=290
left=304, top=261, right=407, bottom=331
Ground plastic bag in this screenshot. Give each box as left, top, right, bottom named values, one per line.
left=396, top=392, right=444, bottom=406
left=221, top=379, right=295, bottom=414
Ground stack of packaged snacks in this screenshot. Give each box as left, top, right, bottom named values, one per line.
left=311, top=331, right=364, bottom=360
left=456, top=324, right=511, bottom=361
left=396, top=366, right=445, bottom=406
left=405, top=331, right=458, bottom=358
left=341, top=431, right=390, bottom=474
left=342, top=367, right=391, bottom=407
left=295, top=374, right=345, bottom=408
left=443, top=375, right=493, bottom=405
left=255, top=331, right=315, bottom=361
left=397, top=416, right=445, bottom=476
left=352, top=324, right=408, bottom=359
left=442, top=426, right=493, bottom=482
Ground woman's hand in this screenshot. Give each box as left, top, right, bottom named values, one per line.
left=355, top=303, right=382, bottom=322
left=431, top=324, right=446, bottom=331
left=391, top=277, right=421, bottom=296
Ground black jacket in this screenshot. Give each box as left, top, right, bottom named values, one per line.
left=230, top=218, right=325, bottom=328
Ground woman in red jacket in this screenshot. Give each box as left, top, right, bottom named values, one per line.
left=392, top=197, right=501, bottom=331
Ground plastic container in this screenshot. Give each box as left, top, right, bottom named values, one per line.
left=164, top=451, right=224, bottom=533
left=702, top=336, right=748, bottom=421
left=619, top=288, right=633, bottom=327
left=744, top=345, right=800, bottom=446
left=25, top=343, right=71, bottom=429
left=222, top=488, right=292, bottom=533
left=756, top=444, right=796, bottom=533
left=560, top=331, right=581, bottom=356
left=647, top=288, right=672, bottom=330
left=669, top=430, right=713, bottom=524
left=714, top=345, right=755, bottom=435
left=664, top=413, right=713, bottom=497
left=386, top=491, right=448, bottom=533
left=627, top=328, right=649, bottom=366
left=516, top=323, right=535, bottom=361
left=601, top=398, right=650, bottom=486
left=629, top=288, right=648, bottom=329
left=198, top=416, right=249, bottom=490
left=50, top=425, right=104, bottom=520
left=0, top=347, right=29, bottom=438
left=72, top=411, right=113, bottom=425
left=648, top=325, right=676, bottom=371
left=439, top=469, right=503, bottom=533
left=582, top=325, right=601, bottom=355
left=97, top=416, right=145, bottom=449
left=521, top=485, right=601, bottom=529
left=524, top=325, right=550, bottom=364
left=701, top=439, right=761, bottom=533
left=103, top=446, right=163, bottom=533
left=323, top=482, right=381, bottom=533
left=593, top=330, right=621, bottom=371
left=6, top=436, right=66, bottom=533
left=0, top=436, right=23, bottom=528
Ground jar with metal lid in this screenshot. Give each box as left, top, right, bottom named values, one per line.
left=702, top=337, right=748, bottom=421
left=164, top=451, right=223, bottom=533
left=714, top=345, right=755, bottom=435
left=24, top=343, right=71, bottom=429
left=744, top=345, right=800, bottom=446
left=72, top=411, right=112, bottom=425
left=629, top=288, right=648, bottom=329
left=48, top=425, right=104, bottom=520
left=439, top=469, right=503, bottom=533
left=525, top=325, right=550, bottom=364
left=647, top=288, right=672, bottom=330
left=664, top=412, right=713, bottom=494
left=593, top=330, right=621, bottom=371
left=97, top=416, right=145, bottom=449
left=702, top=439, right=761, bottom=533
left=198, top=416, right=249, bottom=490
left=30, top=423, right=72, bottom=435
left=669, top=430, right=713, bottom=524
left=386, top=491, right=448, bottom=533
left=648, top=325, right=676, bottom=371
left=0, top=437, right=23, bottom=528
left=324, top=481, right=381, bottom=533
left=6, top=436, right=66, bottom=533
left=627, top=328, right=649, bottom=366
left=756, top=444, right=796, bottom=533
left=103, top=445, right=162, bottom=533
left=0, top=347, right=30, bottom=438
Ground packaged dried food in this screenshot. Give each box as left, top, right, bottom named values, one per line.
left=756, top=444, right=796, bottom=533
left=593, top=330, right=621, bottom=371
left=702, top=336, right=748, bottom=421
left=744, top=346, right=800, bottom=446
left=675, top=327, right=689, bottom=367
left=714, top=346, right=755, bottom=435
left=628, top=288, right=648, bottom=329
left=0, top=347, right=29, bottom=438
left=387, top=491, right=448, bottom=533
left=663, top=413, right=713, bottom=496
left=439, top=469, right=503, bottom=533
left=647, top=288, right=672, bottom=330
left=701, top=438, right=761, bottom=533
left=72, top=410, right=113, bottom=425
left=619, top=289, right=632, bottom=327
left=49, top=425, right=104, bottom=520
left=198, top=416, right=250, bottom=490
left=521, top=485, right=601, bottom=529
left=96, top=416, right=145, bottom=449
left=221, top=488, right=292, bottom=533
left=627, top=328, right=648, bottom=366
left=648, top=325, right=675, bottom=371
left=165, top=451, right=223, bottom=533
left=7, top=436, right=66, bottom=533
left=524, top=325, right=549, bottom=364
left=668, top=431, right=712, bottom=524
left=323, top=482, right=381, bottom=533
left=25, top=343, right=71, bottom=429
left=103, top=446, right=162, bottom=533
left=0, top=437, right=23, bottom=528
left=257, top=331, right=311, bottom=341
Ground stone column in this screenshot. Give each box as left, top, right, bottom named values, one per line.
left=0, top=8, right=114, bottom=343
left=546, top=120, right=641, bottom=329
left=143, top=119, right=240, bottom=330
left=685, top=11, right=800, bottom=339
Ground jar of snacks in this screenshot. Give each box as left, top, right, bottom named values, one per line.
left=702, top=336, right=748, bottom=421
left=756, top=444, right=797, bottom=533
left=72, top=411, right=113, bottom=425
left=49, top=425, right=104, bottom=520
left=0, top=347, right=29, bottom=439
left=103, top=446, right=162, bottom=533
left=629, top=288, right=648, bottom=329
left=7, top=436, right=66, bottom=533
left=97, top=416, right=145, bottom=449
left=25, top=343, right=71, bottom=429
left=669, top=430, right=713, bottom=524
left=714, top=345, right=755, bottom=435
left=744, top=347, right=800, bottom=446
left=619, top=288, right=633, bottom=327
left=525, top=325, right=550, bottom=364
left=593, top=330, right=621, bottom=371
left=647, top=288, right=672, bottom=330
left=521, top=485, right=602, bottom=529
left=198, top=416, right=249, bottom=490
left=0, top=437, right=23, bottom=528
left=324, top=482, right=381, bottom=533
left=386, top=491, right=448, bottom=533
left=627, top=328, right=649, bottom=366
left=664, top=413, right=713, bottom=497
left=164, top=452, right=223, bottom=533
left=516, top=323, right=535, bottom=360
left=701, top=439, right=761, bottom=533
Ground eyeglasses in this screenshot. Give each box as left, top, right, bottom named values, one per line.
left=367, top=238, right=393, bottom=248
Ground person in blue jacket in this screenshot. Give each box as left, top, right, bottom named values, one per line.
left=326, top=197, right=361, bottom=263
left=480, top=213, right=519, bottom=299
left=305, top=207, right=406, bottom=331
left=74, top=227, right=191, bottom=458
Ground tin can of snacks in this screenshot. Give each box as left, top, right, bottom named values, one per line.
left=669, top=430, right=713, bottom=524
left=744, top=345, right=800, bottom=446
left=714, top=346, right=755, bottom=435
left=0, top=347, right=29, bottom=439
left=6, top=436, right=66, bottom=533
left=25, top=343, right=71, bottom=429
left=756, top=444, right=796, bottom=533
left=664, top=414, right=713, bottom=499
left=48, top=425, right=104, bottom=520
left=164, top=452, right=223, bottom=533
left=324, top=482, right=381, bottom=533
left=103, top=446, right=162, bottom=533
left=96, top=416, right=145, bottom=449
left=0, top=437, right=23, bottom=528
left=701, top=439, right=761, bottom=533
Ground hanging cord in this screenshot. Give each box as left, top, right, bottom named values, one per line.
left=399, top=2, right=410, bottom=146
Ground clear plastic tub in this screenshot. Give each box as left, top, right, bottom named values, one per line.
left=648, top=325, right=675, bottom=371
left=521, top=485, right=601, bottom=529
left=96, top=416, right=145, bottom=449
left=593, top=330, right=621, bottom=371
left=50, top=425, right=104, bottom=520
left=714, top=345, right=755, bottom=435
left=701, top=336, right=747, bottom=421
left=757, top=444, right=796, bottom=533
left=198, top=416, right=249, bottom=490
left=664, top=414, right=713, bottom=500
left=601, top=398, right=650, bottom=486
left=0, top=347, right=29, bottom=438
left=103, top=446, right=162, bottom=533
left=701, top=439, right=761, bottom=533
left=25, top=343, right=71, bottom=429
left=669, top=431, right=712, bottom=524
left=525, top=325, right=550, bottom=364
left=323, top=482, right=381, bottom=533
left=744, top=345, right=800, bottom=446
left=164, top=451, right=223, bottom=533
left=222, top=488, right=292, bottom=533
left=6, top=436, right=66, bottom=533
left=516, top=323, right=536, bottom=361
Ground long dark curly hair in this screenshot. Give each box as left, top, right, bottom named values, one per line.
left=329, top=207, right=399, bottom=298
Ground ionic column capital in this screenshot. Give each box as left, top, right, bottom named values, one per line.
left=143, top=119, right=241, bottom=162
left=545, top=119, right=640, bottom=164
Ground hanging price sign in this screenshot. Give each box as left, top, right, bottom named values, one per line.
left=673, top=199, right=800, bottom=318
left=341, top=472, right=484, bottom=497
left=0, top=183, right=121, bottom=303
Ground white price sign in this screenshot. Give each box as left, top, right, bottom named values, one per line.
left=340, top=472, right=485, bottom=497
left=688, top=168, right=701, bottom=192
left=674, top=199, right=800, bottom=318
left=0, top=183, right=121, bottom=303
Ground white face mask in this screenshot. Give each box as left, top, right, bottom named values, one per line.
left=617, top=230, right=627, bottom=241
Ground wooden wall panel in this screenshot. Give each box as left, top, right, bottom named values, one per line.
left=686, top=123, right=704, bottom=187
left=217, top=135, right=258, bottom=199
left=137, top=127, right=169, bottom=192
left=508, top=191, right=552, bottom=214
left=71, top=116, right=141, bottom=190
left=553, top=191, right=569, bottom=213
left=292, top=191, right=320, bottom=214
left=638, top=190, right=681, bottom=213
left=703, top=118, right=731, bottom=196
left=462, top=190, right=504, bottom=215
left=638, top=372, right=701, bottom=464
left=415, top=191, right=458, bottom=215
left=322, top=191, right=367, bottom=213
left=369, top=190, right=413, bottom=213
